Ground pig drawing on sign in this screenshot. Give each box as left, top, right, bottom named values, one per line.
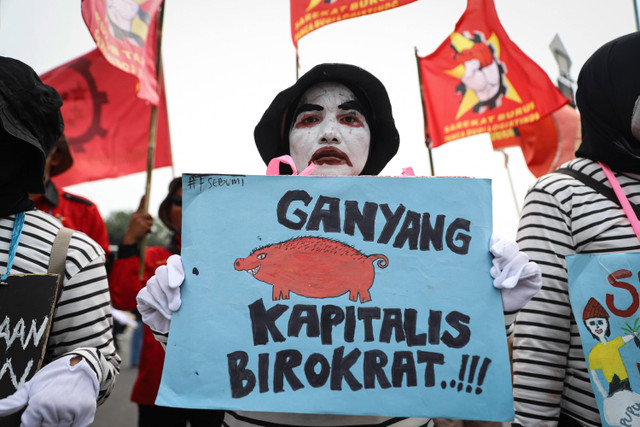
left=234, top=236, right=388, bottom=302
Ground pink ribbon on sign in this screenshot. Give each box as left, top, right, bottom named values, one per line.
left=599, top=161, right=640, bottom=242
left=401, top=167, right=415, bottom=177
left=267, top=155, right=416, bottom=178
left=267, top=155, right=317, bottom=176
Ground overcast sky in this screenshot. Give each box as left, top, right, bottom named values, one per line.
left=1, top=0, right=637, bottom=239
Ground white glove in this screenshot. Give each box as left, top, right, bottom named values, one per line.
left=490, top=235, right=542, bottom=312
left=0, top=354, right=99, bottom=427
left=136, top=254, right=184, bottom=333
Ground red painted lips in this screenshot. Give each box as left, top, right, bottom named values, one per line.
left=310, top=147, right=353, bottom=166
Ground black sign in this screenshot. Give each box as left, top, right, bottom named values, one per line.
left=0, top=274, right=61, bottom=398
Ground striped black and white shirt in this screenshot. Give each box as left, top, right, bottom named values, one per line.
left=512, top=158, right=640, bottom=426
left=0, top=209, right=121, bottom=404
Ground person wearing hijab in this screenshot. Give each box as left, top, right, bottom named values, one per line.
left=135, top=63, right=542, bottom=426
left=511, top=32, right=640, bottom=426
left=0, top=56, right=120, bottom=425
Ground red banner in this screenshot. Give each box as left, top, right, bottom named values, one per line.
left=82, top=0, right=163, bottom=105
left=417, top=0, right=568, bottom=148
left=291, top=0, right=418, bottom=48
left=490, top=105, right=580, bottom=177
left=41, top=49, right=172, bottom=188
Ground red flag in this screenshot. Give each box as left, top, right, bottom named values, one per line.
left=81, top=0, right=163, bottom=105
left=417, top=0, right=568, bottom=148
left=489, top=105, right=580, bottom=177
left=488, top=128, right=519, bottom=150
left=291, top=0, right=418, bottom=48
left=41, top=49, right=172, bottom=188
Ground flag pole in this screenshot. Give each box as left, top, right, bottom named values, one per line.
left=414, top=47, right=435, bottom=176
left=499, top=149, right=521, bottom=217
left=139, top=2, right=166, bottom=280
left=634, top=0, right=640, bottom=30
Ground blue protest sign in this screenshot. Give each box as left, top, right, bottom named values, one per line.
left=156, top=174, right=513, bottom=421
left=568, top=253, right=640, bottom=427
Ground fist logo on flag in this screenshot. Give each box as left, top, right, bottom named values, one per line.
left=417, top=0, right=567, bottom=148
left=446, top=32, right=521, bottom=119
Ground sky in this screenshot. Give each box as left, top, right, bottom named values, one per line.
left=0, top=0, right=637, bottom=240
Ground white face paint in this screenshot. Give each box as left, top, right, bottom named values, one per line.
left=289, top=82, right=370, bottom=176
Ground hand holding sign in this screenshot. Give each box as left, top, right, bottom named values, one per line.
left=489, top=236, right=542, bottom=312
left=137, top=254, right=183, bottom=333
left=0, top=354, right=99, bottom=426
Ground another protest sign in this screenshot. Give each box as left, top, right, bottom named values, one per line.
left=0, top=274, right=61, bottom=398
left=156, top=174, right=513, bottom=421
left=568, top=253, right=640, bottom=427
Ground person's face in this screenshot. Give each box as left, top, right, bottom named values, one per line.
left=586, top=317, right=608, bottom=341
left=289, top=82, right=370, bottom=176
left=169, top=187, right=182, bottom=235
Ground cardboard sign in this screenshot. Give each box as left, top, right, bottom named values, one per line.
left=0, top=274, right=61, bottom=398
left=568, top=253, right=640, bottom=427
left=157, top=174, right=513, bottom=421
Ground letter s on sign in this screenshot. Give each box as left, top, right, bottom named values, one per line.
left=605, top=269, right=640, bottom=318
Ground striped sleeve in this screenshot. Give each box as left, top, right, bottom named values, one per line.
left=47, top=251, right=120, bottom=404
left=513, top=179, right=576, bottom=425
left=151, top=329, right=169, bottom=349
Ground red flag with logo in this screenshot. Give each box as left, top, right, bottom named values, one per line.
left=291, top=0, right=418, bottom=48
left=417, top=0, right=568, bottom=148
left=81, top=0, right=163, bottom=105
left=41, top=49, right=172, bottom=188
left=489, top=104, right=580, bottom=177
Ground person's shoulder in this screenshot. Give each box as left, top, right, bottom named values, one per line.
left=25, top=210, right=104, bottom=260
left=61, top=191, right=96, bottom=207
left=530, top=158, right=601, bottom=190
left=24, top=209, right=63, bottom=234
left=146, top=246, right=173, bottom=265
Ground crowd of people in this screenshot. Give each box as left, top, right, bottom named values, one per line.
left=0, top=29, right=637, bottom=427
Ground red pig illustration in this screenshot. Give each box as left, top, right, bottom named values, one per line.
left=234, top=236, right=388, bottom=303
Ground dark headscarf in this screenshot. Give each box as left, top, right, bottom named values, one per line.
left=0, top=56, right=64, bottom=216
left=254, top=63, right=399, bottom=176
left=575, top=32, right=640, bottom=173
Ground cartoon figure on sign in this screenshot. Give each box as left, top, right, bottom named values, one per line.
left=234, top=236, right=388, bottom=303
left=445, top=31, right=522, bottom=119
left=583, top=297, right=640, bottom=426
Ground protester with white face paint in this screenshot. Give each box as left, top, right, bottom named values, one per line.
left=135, top=63, right=542, bottom=427
left=287, top=82, right=371, bottom=176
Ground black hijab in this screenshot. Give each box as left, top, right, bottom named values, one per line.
left=0, top=57, right=64, bottom=216
left=575, top=32, right=640, bottom=173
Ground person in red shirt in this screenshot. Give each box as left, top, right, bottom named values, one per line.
left=30, top=134, right=111, bottom=255
left=110, top=177, right=223, bottom=427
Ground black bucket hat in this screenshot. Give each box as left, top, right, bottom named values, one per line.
left=0, top=56, right=64, bottom=192
left=254, top=63, right=399, bottom=176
